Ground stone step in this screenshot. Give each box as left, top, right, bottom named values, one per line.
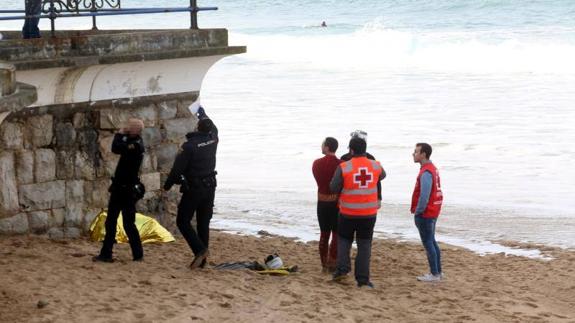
left=0, top=62, right=16, bottom=97
left=0, top=61, right=37, bottom=122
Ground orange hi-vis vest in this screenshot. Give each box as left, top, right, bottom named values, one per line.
left=338, top=156, right=383, bottom=217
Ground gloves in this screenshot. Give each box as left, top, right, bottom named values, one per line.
left=189, top=101, right=201, bottom=115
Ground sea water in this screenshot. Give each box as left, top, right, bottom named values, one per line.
left=2, top=0, right=574, bottom=255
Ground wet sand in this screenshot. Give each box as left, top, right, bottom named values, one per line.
left=1, top=231, right=574, bottom=322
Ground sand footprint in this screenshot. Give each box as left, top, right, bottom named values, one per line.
left=524, top=302, right=538, bottom=308
left=133, top=313, right=146, bottom=319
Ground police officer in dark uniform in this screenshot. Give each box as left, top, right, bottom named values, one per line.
left=164, top=105, right=218, bottom=269
left=94, top=118, right=146, bottom=262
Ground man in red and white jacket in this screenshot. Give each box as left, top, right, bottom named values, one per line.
left=411, top=142, right=443, bottom=282
left=330, top=137, right=385, bottom=288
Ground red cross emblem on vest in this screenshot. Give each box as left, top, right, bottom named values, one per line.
left=353, top=167, right=373, bottom=189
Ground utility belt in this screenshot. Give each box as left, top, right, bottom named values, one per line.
left=109, top=177, right=146, bottom=201
left=180, top=171, right=217, bottom=193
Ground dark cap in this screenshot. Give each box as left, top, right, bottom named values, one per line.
left=197, top=118, right=214, bottom=133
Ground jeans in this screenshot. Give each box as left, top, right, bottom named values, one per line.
left=100, top=190, right=143, bottom=260
left=177, top=189, right=215, bottom=256
left=22, top=0, right=42, bottom=39
left=414, top=215, right=442, bottom=275
left=335, top=215, right=376, bottom=284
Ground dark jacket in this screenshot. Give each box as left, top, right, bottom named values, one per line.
left=164, top=109, right=218, bottom=191
left=111, top=133, right=145, bottom=185
left=340, top=151, right=375, bottom=162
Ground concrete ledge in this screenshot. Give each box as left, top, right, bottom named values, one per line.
left=9, top=46, right=246, bottom=71
left=0, top=82, right=37, bottom=126
left=0, top=29, right=246, bottom=70
left=0, top=82, right=37, bottom=118
left=7, top=91, right=198, bottom=119
left=1, top=62, right=37, bottom=124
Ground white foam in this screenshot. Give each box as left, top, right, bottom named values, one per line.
left=229, top=21, right=575, bottom=74
left=212, top=207, right=554, bottom=261
left=377, top=230, right=553, bottom=260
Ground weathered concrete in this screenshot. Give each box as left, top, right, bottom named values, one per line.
left=28, top=210, right=50, bottom=234
left=164, top=118, right=195, bottom=141
left=0, top=151, right=20, bottom=216
left=0, top=29, right=245, bottom=69
left=17, top=56, right=224, bottom=106
left=0, top=62, right=37, bottom=125
left=1, top=29, right=244, bottom=108
left=0, top=213, right=29, bottom=234
left=27, top=114, right=54, bottom=147
left=0, top=63, right=16, bottom=96
left=0, top=121, right=23, bottom=150
left=1, top=92, right=201, bottom=234
left=15, top=150, right=35, bottom=185
left=34, top=149, right=57, bottom=183
left=19, top=180, right=67, bottom=211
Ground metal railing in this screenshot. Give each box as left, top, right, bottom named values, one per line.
left=0, top=0, right=217, bottom=37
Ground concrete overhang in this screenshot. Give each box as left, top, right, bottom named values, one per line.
left=0, top=29, right=246, bottom=70
left=0, top=29, right=246, bottom=106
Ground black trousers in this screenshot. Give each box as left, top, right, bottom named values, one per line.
left=317, top=201, right=338, bottom=232
left=22, top=0, right=42, bottom=39
left=100, top=190, right=143, bottom=259
left=336, top=215, right=376, bottom=284
left=177, top=189, right=215, bottom=255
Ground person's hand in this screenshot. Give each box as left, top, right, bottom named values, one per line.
left=189, top=102, right=201, bottom=115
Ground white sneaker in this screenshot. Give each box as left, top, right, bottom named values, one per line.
left=417, top=273, right=441, bottom=282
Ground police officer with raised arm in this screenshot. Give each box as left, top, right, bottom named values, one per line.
left=94, top=118, right=146, bottom=263
left=163, top=104, right=218, bottom=269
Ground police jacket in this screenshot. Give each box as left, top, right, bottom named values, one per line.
left=111, top=133, right=145, bottom=185
left=164, top=114, right=218, bottom=191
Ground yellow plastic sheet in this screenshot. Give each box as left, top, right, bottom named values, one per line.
left=256, top=266, right=299, bottom=276
left=89, top=211, right=175, bottom=244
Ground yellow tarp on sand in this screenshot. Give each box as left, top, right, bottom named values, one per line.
left=89, top=211, right=175, bottom=244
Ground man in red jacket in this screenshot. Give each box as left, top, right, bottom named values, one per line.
left=312, top=137, right=341, bottom=272
left=411, top=143, right=444, bottom=282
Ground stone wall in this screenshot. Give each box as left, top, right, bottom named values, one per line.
left=0, top=93, right=198, bottom=237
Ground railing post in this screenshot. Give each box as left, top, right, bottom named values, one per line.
left=190, top=0, right=198, bottom=29
left=48, top=0, right=56, bottom=38
left=91, top=0, right=98, bottom=30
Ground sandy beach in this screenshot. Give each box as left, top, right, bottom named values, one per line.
left=1, top=231, right=574, bottom=322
